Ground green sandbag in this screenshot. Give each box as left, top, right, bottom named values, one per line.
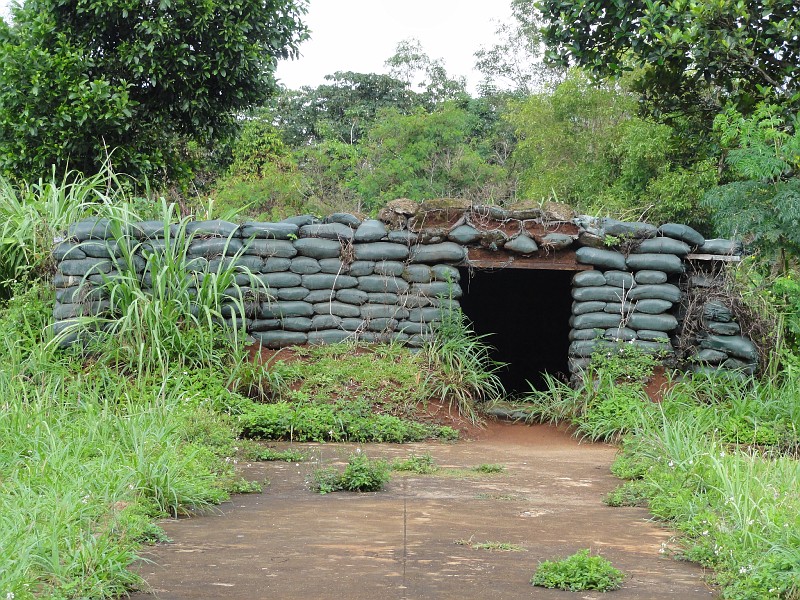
left=448, top=225, right=481, bottom=244
left=604, top=327, right=637, bottom=341
left=240, top=222, right=298, bottom=240
left=188, top=238, right=243, bottom=257
left=402, top=265, right=433, bottom=283
left=243, top=239, right=297, bottom=258
left=259, top=301, right=313, bottom=319
left=293, top=238, right=342, bottom=259
left=569, top=328, right=603, bottom=340
left=253, top=330, right=307, bottom=349
left=358, top=275, right=410, bottom=294
left=572, top=301, right=606, bottom=315
left=409, top=242, right=465, bottom=264
left=575, top=247, right=627, bottom=270
left=630, top=340, right=673, bottom=355
left=281, top=317, right=313, bottom=332
left=311, top=315, right=343, bottom=330
left=348, top=261, right=375, bottom=277
left=722, top=358, right=758, bottom=375
left=255, top=272, right=302, bottom=289
left=308, top=330, right=353, bottom=345
left=262, top=257, right=292, bottom=273
left=353, top=242, right=410, bottom=262
left=635, top=329, right=670, bottom=342
left=374, top=261, right=405, bottom=277
left=702, top=301, right=733, bottom=323
left=627, top=284, right=681, bottom=303
left=299, top=223, right=354, bottom=241
left=634, top=299, right=674, bottom=314
left=361, top=305, right=410, bottom=320
left=699, top=335, right=758, bottom=361
left=431, top=265, right=460, bottom=282
left=302, top=273, right=359, bottom=290
left=706, top=320, right=741, bottom=335
left=572, top=271, right=606, bottom=287
left=625, top=253, right=684, bottom=274
left=276, top=287, right=310, bottom=301
left=290, top=257, right=321, bottom=274
left=634, top=238, right=691, bottom=256
left=634, top=270, right=667, bottom=284
left=692, top=349, right=728, bottom=364
left=604, top=270, right=636, bottom=288
left=603, top=302, right=634, bottom=315
left=570, top=312, right=622, bottom=330
left=569, top=339, right=616, bottom=357
left=354, top=220, right=387, bottom=243
left=627, top=313, right=678, bottom=332
left=312, top=301, right=361, bottom=318
left=58, top=258, right=113, bottom=276
left=572, top=286, right=624, bottom=302
left=319, top=259, right=344, bottom=274
left=336, top=289, right=369, bottom=305
left=657, top=223, right=704, bottom=247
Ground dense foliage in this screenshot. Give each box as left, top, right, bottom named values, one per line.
left=0, top=0, right=308, bottom=181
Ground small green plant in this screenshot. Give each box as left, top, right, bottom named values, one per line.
left=603, top=481, right=650, bottom=507
left=473, top=463, right=505, bottom=474
left=531, top=549, right=625, bottom=592
left=455, top=538, right=526, bottom=552
left=310, top=453, right=390, bottom=494
left=257, top=448, right=306, bottom=462
left=392, top=453, right=438, bottom=474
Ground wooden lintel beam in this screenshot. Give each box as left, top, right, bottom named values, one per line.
left=463, top=248, right=592, bottom=271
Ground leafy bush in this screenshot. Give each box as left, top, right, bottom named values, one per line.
left=310, top=453, right=390, bottom=494
left=392, top=453, right=438, bottom=474
left=531, top=549, right=625, bottom=591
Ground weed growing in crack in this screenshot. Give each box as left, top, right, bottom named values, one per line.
left=531, top=549, right=625, bottom=592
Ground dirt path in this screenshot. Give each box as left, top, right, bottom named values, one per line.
left=130, top=422, right=716, bottom=599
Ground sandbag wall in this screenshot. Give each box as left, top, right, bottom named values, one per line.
left=52, top=203, right=756, bottom=378
left=568, top=219, right=751, bottom=375
left=52, top=215, right=467, bottom=349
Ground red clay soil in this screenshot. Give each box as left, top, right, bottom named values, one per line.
left=130, top=422, right=717, bottom=600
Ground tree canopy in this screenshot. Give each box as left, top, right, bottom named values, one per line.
left=534, top=0, right=800, bottom=119
left=0, top=0, right=308, bottom=181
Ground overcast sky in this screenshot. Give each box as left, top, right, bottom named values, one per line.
left=0, top=0, right=512, bottom=91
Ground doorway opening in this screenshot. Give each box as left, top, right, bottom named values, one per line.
left=458, top=267, right=573, bottom=395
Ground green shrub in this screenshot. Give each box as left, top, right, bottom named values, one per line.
left=392, top=453, right=438, bottom=474
left=310, top=453, right=390, bottom=494
left=531, top=549, right=625, bottom=592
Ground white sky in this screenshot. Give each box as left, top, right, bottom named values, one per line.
left=0, top=0, right=512, bottom=91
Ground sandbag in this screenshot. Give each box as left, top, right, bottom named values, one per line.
left=604, top=270, right=636, bottom=289
left=504, top=234, right=538, bottom=254
left=366, top=318, right=399, bottom=332
left=53, top=242, right=86, bottom=261
left=252, top=330, right=307, bottom=349
left=693, top=349, right=728, bottom=364
left=634, top=238, right=691, bottom=256
left=336, top=289, right=369, bottom=305
left=240, top=222, right=298, bottom=240
left=604, top=327, right=637, bottom=341
left=289, top=256, right=322, bottom=275
left=259, top=301, right=313, bottom=319
left=702, top=301, right=733, bottom=323
left=572, top=301, right=606, bottom=315
left=186, top=220, right=239, bottom=238
left=706, top=320, right=741, bottom=335
left=361, top=305, right=409, bottom=320
left=601, top=218, right=657, bottom=239
left=348, top=261, right=374, bottom=277
left=319, top=259, right=344, bottom=274
left=699, top=238, right=743, bottom=255
left=358, top=275, right=410, bottom=294
left=412, top=281, right=462, bottom=299
left=634, top=270, right=668, bottom=285
left=255, top=272, right=302, bottom=289
left=313, top=301, right=361, bottom=318
left=402, top=265, right=433, bottom=283
left=305, top=290, right=335, bottom=303
left=309, top=330, right=352, bottom=345
left=299, top=223, right=354, bottom=241
left=630, top=340, right=674, bottom=355
left=324, top=213, right=361, bottom=228
left=571, top=286, right=625, bottom=303
left=570, top=312, right=622, bottom=330
left=569, top=328, right=603, bottom=341
left=575, top=247, right=627, bottom=271
left=657, top=223, right=704, bottom=247
left=262, top=257, right=292, bottom=273
left=722, top=358, right=758, bottom=375
left=354, top=220, right=387, bottom=242
left=409, top=242, right=465, bottom=264
left=431, top=265, right=460, bottom=282
left=448, top=225, right=481, bottom=244
left=572, top=271, right=606, bottom=287
left=699, top=335, right=758, bottom=361
left=603, top=302, right=634, bottom=315
left=293, top=238, right=342, bottom=259
left=627, top=313, right=678, bottom=332
left=243, top=239, right=297, bottom=258
left=569, top=339, right=616, bottom=358
left=539, top=233, right=573, bottom=250
left=58, top=258, right=113, bottom=276
left=302, top=273, right=359, bottom=290
left=276, top=287, right=310, bottom=301
left=281, top=317, right=313, bottom=332
left=625, top=253, right=684, bottom=274
left=374, top=261, right=405, bottom=277
left=367, top=293, right=399, bottom=304
left=353, top=242, right=409, bottom=262
left=627, top=284, right=681, bottom=303
left=188, top=238, right=243, bottom=257
left=633, top=299, right=674, bottom=314
left=635, top=329, right=671, bottom=342
left=409, top=307, right=444, bottom=323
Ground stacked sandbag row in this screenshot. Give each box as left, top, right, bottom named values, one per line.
left=568, top=221, right=706, bottom=372
left=687, top=301, right=759, bottom=376
left=52, top=214, right=466, bottom=349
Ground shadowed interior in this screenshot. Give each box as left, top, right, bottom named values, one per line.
left=458, top=267, right=573, bottom=394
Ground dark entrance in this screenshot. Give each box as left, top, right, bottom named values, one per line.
left=458, top=267, right=573, bottom=394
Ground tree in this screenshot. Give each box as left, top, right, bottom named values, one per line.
left=0, top=0, right=308, bottom=182
left=357, top=104, right=507, bottom=207
left=474, top=0, right=562, bottom=95
left=270, top=71, right=421, bottom=146
left=703, top=104, right=800, bottom=268
left=534, top=0, right=800, bottom=121
left=508, top=71, right=716, bottom=227
left=385, top=38, right=468, bottom=105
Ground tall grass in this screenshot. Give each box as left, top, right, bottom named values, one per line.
left=423, top=306, right=506, bottom=422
